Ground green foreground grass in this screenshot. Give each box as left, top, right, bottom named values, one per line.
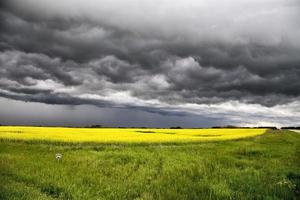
left=0, top=129, right=299, bottom=200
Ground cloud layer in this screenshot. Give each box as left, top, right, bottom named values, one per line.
left=0, top=0, right=299, bottom=126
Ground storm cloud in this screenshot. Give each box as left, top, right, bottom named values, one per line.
left=0, top=0, right=299, bottom=126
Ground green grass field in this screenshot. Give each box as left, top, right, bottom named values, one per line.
left=1, top=129, right=300, bottom=199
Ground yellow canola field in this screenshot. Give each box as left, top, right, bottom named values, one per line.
left=0, top=126, right=267, bottom=144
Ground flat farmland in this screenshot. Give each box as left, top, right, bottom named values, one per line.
left=0, top=127, right=266, bottom=144
left=0, top=128, right=299, bottom=200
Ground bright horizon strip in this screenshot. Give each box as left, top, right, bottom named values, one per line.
left=0, top=126, right=267, bottom=144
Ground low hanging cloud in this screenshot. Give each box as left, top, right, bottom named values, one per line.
left=0, top=0, right=300, bottom=126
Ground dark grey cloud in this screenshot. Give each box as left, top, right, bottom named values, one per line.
left=0, top=0, right=300, bottom=126
left=0, top=97, right=223, bottom=127
left=0, top=50, right=81, bottom=86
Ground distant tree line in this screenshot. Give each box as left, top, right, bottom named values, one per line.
left=212, top=125, right=238, bottom=128
left=281, top=127, right=300, bottom=129
left=85, top=125, right=102, bottom=128
left=0, top=124, right=299, bottom=129
left=170, top=126, right=182, bottom=129
left=211, top=126, right=284, bottom=130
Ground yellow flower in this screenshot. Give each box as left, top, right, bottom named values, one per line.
left=0, top=126, right=266, bottom=144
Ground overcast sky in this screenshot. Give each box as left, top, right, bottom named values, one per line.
left=0, top=0, right=299, bottom=127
